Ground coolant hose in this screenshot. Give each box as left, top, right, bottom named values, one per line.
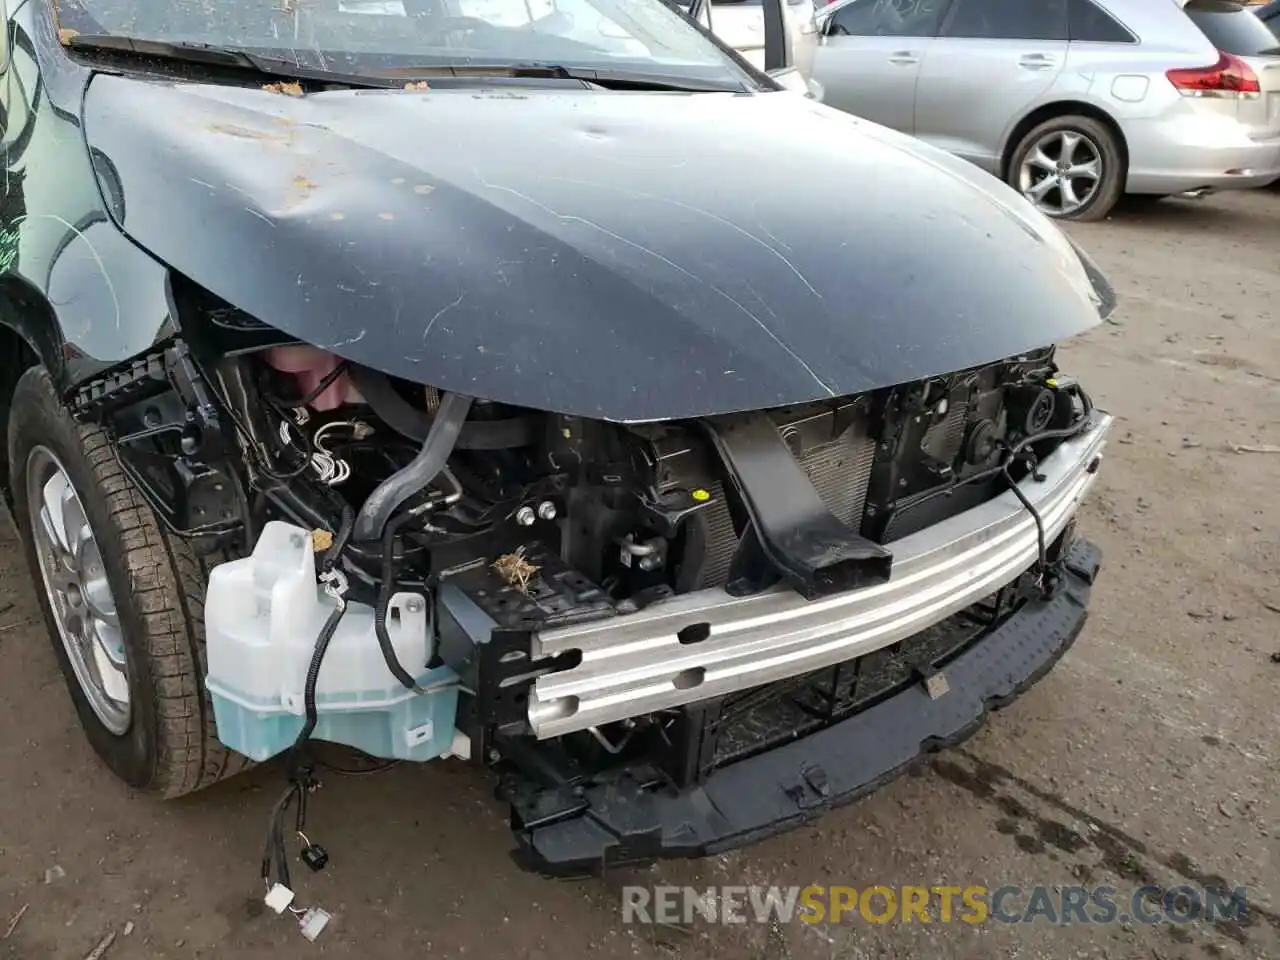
left=353, top=391, right=473, bottom=543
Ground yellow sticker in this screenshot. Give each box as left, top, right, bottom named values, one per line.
left=691, top=488, right=711, bottom=502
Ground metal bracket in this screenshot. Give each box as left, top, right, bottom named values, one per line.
left=702, top=413, right=892, bottom=600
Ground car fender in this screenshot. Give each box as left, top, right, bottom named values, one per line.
left=1, top=4, right=177, bottom=395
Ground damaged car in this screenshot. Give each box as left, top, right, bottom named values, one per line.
left=6, top=0, right=1113, bottom=886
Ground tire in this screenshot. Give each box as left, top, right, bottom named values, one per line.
left=1007, top=115, right=1125, bottom=223
left=8, top=366, right=251, bottom=797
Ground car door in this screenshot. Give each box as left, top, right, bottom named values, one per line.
left=912, top=0, right=1068, bottom=170
left=813, top=0, right=952, bottom=132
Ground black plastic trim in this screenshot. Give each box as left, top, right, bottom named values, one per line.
left=703, top=412, right=892, bottom=599
left=511, top=538, right=1102, bottom=877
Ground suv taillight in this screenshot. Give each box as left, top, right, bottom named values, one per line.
left=1167, top=52, right=1261, bottom=97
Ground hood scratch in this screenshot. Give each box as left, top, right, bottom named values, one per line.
left=474, top=173, right=836, bottom=398
left=543, top=175, right=821, bottom=301
left=423, top=290, right=466, bottom=342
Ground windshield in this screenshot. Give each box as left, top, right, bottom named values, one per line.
left=55, top=0, right=758, bottom=84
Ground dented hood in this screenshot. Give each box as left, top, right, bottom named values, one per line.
left=82, top=76, right=1111, bottom=421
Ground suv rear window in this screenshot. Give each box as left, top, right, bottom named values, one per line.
left=1184, top=0, right=1280, bottom=55
left=1068, top=0, right=1135, bottom=42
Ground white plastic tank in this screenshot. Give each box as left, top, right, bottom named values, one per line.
left=205, top=521, right=460, bottom=763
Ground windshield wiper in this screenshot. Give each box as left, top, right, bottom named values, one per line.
left=65, top=35, right=399, bottom=88
left=354, top=62, right=747, bottom=92
left=516, top=64, right=749, bottom=92
left=65, top=37, right=748, bottom=94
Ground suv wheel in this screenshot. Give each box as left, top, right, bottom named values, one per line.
left=8, top=366, right=250, bottom=797
left=1008, top=115, right=1124, bottom=222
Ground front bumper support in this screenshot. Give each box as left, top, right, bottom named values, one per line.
left=529, top=413, right=1112, bottom=739
left=513, top=538, right=1101, bottom=877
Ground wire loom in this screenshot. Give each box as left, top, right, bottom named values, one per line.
left=882, top=382, right=1096, bottom=598
left=260, top=505, right=354, bottom=916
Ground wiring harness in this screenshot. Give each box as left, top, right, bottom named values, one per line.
left=258, top=505, right=354, bottom=941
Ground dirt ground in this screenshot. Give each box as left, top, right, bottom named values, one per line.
left=0, top=190, right=1276, bottom=960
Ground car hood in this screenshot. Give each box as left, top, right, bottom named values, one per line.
left=82, top=76, right=1112, bottom=421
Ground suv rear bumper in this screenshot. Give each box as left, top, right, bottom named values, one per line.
left=1126, top=114, right=1280, bottom=194
left=513, top=537, right=1101, bottom=877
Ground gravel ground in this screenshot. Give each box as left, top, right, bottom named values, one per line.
left=0, top=190, right=1276, bottom=960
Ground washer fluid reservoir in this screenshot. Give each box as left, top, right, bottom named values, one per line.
left=204, top=521, right=459, bottom=763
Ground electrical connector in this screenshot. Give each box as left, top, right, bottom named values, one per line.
left=301, top=842, right=330, bottom=872
left=264, top=883, right=295, bottom=915
left=298, top=907, right=332, bottom=941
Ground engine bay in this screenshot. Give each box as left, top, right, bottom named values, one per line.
left=71, top=283, right=1094, bottom=757
left=241, top=341, right=1083, bottom=603
left=59, top=281, right=1107, bottom=890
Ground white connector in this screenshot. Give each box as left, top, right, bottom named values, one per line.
left=298, top=907, right=332, bottom=941
left=264, top=883, right=296, bottom=914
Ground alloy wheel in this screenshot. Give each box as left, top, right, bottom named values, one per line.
left=25, top=446, right=131, bottom=734
left=1018, top=129, right=1103, bottom=218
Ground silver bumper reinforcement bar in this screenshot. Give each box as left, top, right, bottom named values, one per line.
left=528, top=413, right=1113, bottom=739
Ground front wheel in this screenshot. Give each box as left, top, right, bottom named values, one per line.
left=8, top=366, right=251, bottom=797
left=1008, top=115, right=1125, bottom=223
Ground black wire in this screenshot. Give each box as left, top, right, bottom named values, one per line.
left=290, top=605, right=347, bottom=770
left=374, top=510, right=425, bottom=691
left=289, top=503, right=355, bottom=767
left=312, top=741, right=402, bottom=775
left=264, top=360, right=350, bottom=409
left=320, top=503, right=355, bottom=575
left=251, top=361, right=330, bottom=482
left=1003, top=459, right=1048, bottom=579
left=263, top=601, right=345, bottom=893
left=313, top=752, right=401, bottom=777
left=987, top=394, right=1095, bottom=583
left=213, top=367, right=314, bottom=483
left=880, top=390, right=1096, bottom=525
left=262, top=782, right=303, bottom=891
left=262, top=507, right=356, bottom=896
left=230, top=471, right=256, bottom=547
left=257, top=401, right=315, bottom=481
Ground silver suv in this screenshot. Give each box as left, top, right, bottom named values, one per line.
left=812, top=0, right=1280, bottom=219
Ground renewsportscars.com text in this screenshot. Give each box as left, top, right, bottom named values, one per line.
left=621, top=884, right=1250, bottom=927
